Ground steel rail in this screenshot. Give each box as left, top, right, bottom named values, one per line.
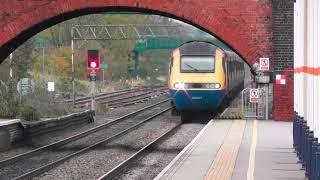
left=73, top=86, right=166, bottom=106
left=107, top=91, right=166, bottom=107
left=65, top=87, right=139, bottom=103
left=72, top=87, right=154, bottom=104
left=65, top=85, right=164, bottom=103
left=73, top=90, right=151, bottom=106
left=97, top=123, right=182, bottom=180
left=0, top=99, right=170, bottom=168
left=12, top=107, right=172, bottom=180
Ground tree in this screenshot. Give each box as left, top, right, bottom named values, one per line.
left=11, top=38, right=35, bottom=81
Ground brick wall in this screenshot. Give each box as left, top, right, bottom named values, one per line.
left=0, top=0, right=272, bottom=66
left=272, top=0, right=294, bottom=121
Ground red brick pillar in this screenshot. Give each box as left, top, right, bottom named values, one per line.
left=272, top=0, right=294, bottom=121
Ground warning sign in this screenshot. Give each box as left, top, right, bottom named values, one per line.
left=250, top=88, right=259, bottom=103
left=259, top=58, right=269, bottom=71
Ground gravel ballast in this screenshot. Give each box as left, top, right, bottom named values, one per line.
left=113, top=123, right=206, bottom=180
left=34, top=112, right=181, bottom=180
left=0, top=93, right=169, bottom=160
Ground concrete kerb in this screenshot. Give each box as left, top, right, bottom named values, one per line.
left=154, top=119, right=215, bottom=180
left=0, top=110, right=95, bottom=151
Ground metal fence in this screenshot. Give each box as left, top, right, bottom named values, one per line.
left=241, top=87, right=269, bottom=120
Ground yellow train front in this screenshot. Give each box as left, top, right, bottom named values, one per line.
left=168, top=41, right=244, bottom=122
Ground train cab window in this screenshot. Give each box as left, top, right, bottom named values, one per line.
left=180, top=56, right=215, bottom=73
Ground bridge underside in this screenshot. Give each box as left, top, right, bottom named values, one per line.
left=0, top=0, right=293, bottom=121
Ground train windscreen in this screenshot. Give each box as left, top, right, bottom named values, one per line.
left=180, top=56, right=215, bottom=73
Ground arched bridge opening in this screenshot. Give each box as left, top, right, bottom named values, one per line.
left=0, top=1, right=294, bottom=121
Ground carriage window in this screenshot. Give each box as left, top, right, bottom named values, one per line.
left=180, top=56, right=215, bottom=73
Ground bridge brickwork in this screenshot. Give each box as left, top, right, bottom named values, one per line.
left=0, top=0, right=294, bottom=121
left=272, top=0, right=294, bottom=121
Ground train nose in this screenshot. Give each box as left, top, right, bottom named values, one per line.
left=191, top=96, right=203, bottom=100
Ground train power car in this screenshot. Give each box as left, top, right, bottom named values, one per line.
left=168, top=41, right=245, bottom=122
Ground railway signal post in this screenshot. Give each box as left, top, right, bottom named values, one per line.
left=90, top=70, right=97, bottom=112
left=87, top=49, right=100, bottom=113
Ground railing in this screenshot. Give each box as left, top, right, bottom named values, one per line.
left=293, top=112, right=320, bottom=180
left=241, top=88, right=267, bottom=119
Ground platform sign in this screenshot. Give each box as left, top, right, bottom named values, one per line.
left=276, top=74, right=286, bottom=85
left=48, top=82, right=55, bottom=92
left=100, top=63, right=108, bottom=69
left=89, top=70, right=97, bottom=81
left=17, top=78, right=35, bottom=96
left=250, top=88, right=259, bottom=103
left=259, top=58, right=269, bottom=71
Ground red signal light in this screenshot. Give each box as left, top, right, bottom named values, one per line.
left=88, top=50, right=100, bottom=69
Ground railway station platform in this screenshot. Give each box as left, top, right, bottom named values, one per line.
left=155, top=120, right=306, bottom=180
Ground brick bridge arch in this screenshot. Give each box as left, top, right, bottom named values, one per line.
left=0, top=0, right=272, bottom=67
left=0, top=0, right=293, bottom=121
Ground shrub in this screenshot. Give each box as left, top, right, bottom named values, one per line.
left=0, top=80, right=20, bottom=119
left=0, top=98, right=10, bottom=118
left=20, top=105, right=40, bottom=121
left=114, top=80, right=128, bottom=90
left=95, top=102, right=108, bottom=115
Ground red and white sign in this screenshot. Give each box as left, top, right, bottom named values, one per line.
left=259, top=58, right=269, bottom=71
left=250, top=88, right=259, bottom=103
left=276, top=74, right=286, bottom=85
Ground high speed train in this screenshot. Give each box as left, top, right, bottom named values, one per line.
left=168, top=41, right=245, bottom=122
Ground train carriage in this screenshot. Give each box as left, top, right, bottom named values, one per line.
left=168, top=41, right=245, bottom=122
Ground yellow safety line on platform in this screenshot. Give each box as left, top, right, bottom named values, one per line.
left=247, top=120, right=258, bottom=180
left=204, top=120, right=246, bottom=180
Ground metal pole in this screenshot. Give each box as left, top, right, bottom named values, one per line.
left=71, top=33, right=75, bottom=108
left=102, top=69, right=105, bottom=82
left=266, top=84, right=269, bottom=120
left=241, top=89, right=245, bottom=118
left=91, top=78, right=96, bottom=112
left=9, top=53, right=13, bottom=78
left=42, top=47, right=45, bottom=75
left=255, top=77, right=258, bottom=119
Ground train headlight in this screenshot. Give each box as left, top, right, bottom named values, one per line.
left=174, top=82, right=185, bottom=89
left=214, top=83, right=221, bottom=89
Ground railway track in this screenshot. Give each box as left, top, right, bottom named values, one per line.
left=97, top=124, right=182, bottom=180
left=0, top=99, right=171, bottom=180
left=107, top=90, right=166, bottom=108
left=65, top=85, right=163, bottom=103
left=67, top=85, right=166, bottom=108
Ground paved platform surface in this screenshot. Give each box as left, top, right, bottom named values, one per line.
left=155, top=120, right=306, bottom=180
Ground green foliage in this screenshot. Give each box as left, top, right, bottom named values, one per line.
left=0, top=97, right=10, bottom=118
left=35, top=14, right=147, bottom=82
left=20, top=89, right=71, bottom=119
left=20, top=105, right=40, bottom=121
left=11, top=38, right=35, bottom=81
left=0, top=59, right=11, bottom=83
left=0, top=79, right=21, bottom=118
left=47, top=46, right=71, bottom=77
left=114, top=79, right=130, bottom=90
left=95, top=102, right=109, bottom=115
left=139, top=49, right=170, bottom=80
left=57, top=76, right=70, bottom=93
